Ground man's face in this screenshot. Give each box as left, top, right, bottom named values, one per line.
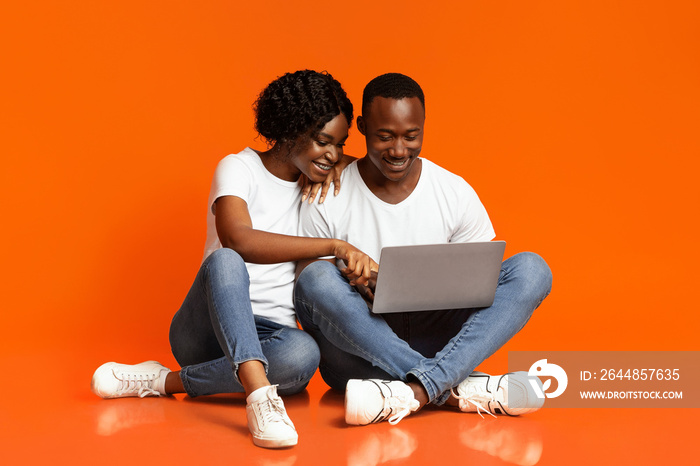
left=358, top=96, right=425, bottom=183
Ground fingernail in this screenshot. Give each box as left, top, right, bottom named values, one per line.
left=319, top=197, right=325, bottom=204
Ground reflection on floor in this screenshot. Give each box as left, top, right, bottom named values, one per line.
left=458, top=417, right=542, bottom=466
left=95, top=398, right=167, bottom=437
left=0, top=353, right=694, bottom=465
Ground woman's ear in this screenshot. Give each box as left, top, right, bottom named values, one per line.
left=357, top=116, right=366, bottom=135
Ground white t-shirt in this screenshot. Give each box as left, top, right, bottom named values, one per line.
left=203, top=147, right=301, bottom=328
left=299, top=159, right=495, bottom=263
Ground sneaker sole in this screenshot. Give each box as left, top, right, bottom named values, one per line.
left=345, top=379, right=365, bottom=425
left=252, top=434, right=298, bottom=449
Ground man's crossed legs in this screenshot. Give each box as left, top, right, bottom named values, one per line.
left=294, top=252, right=553, bottom=424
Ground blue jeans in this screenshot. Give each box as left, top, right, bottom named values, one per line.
left=169, top=248, right=320, bottom=397
left=294, top=252, right=552, bottom=405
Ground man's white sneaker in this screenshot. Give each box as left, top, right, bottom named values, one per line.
left=246, top=385, right=298, bottom=449
left=345, top=379, right=420, bottom=426
left=91, top=361, right=170, bottom=399
left=452, top=371, right=544, bottom=417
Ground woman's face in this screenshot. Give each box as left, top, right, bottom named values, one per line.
left=292, top=114, right=349, bottom=182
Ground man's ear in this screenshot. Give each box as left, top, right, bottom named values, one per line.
left=357, top=115, right=366, bottom=135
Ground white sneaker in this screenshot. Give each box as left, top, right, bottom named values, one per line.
left=452, top=371, right=544, bottom=417
left=246, top=385, right=298, bottom=448
left=345, top=379, right=420, bottom=426
left=91, top=361, right=170, bottom=399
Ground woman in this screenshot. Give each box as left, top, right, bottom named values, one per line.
left=91, top=70, right=376, bottom=449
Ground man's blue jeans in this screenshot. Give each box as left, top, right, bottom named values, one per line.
left=169, top=248, right=320, bottom=397
left=294, top=252, right=552, bottom=405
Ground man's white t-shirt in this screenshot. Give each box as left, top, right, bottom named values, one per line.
left=299, top=159, right=495, bottom=263
left=203, top=147, right=300, bottom=328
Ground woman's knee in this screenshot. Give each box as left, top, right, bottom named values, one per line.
left=288, top=330, right=321, bottom=372
left=205, top=248, right=246, bottom=271
left=269, top=329, right=320, bottom=394
left=203, top=248, right=249, bottom=284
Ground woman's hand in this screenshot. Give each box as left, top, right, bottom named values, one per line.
left=332, top=240, right=378, bottom=287
left=300, top=154, right=357, bottom=204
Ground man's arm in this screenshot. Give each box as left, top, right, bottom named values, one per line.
left=450, top=179, right=496, bottom=243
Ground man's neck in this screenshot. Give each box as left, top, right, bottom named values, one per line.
left=357, top=156, right=423, bottom=205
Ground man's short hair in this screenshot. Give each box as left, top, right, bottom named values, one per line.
left=362, top=73, right=425, bottom=115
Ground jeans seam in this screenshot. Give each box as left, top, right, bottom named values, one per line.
left=259, top=328, right=284, bottom=345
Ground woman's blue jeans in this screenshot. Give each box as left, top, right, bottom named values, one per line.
left=294, top=252, right=552, bottom=405
left=169, top=248, right=320, bottom=397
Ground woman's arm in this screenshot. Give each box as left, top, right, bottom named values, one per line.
left=215, top=195, right=376, bottom=285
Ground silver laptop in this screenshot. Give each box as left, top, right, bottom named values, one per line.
left=371, top=241, right=506, bottom=314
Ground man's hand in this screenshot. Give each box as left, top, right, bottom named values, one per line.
left=354, top=271, right=377, bottom=303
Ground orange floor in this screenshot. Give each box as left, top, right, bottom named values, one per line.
left=1, top=349, right=694, bottom=466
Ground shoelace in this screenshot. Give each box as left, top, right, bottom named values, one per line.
left=257, top=388, right=292, bottom=428
left=381, top=395, right=420, bottom=425
left=451, top=384, right=497, bottom=419
left=116, top=371, right=160, bottom=398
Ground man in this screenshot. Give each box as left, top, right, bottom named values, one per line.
left=294, top=73, right=552, bottom=425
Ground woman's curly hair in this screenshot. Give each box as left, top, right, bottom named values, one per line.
left=254, top=70, right=353, bottom=146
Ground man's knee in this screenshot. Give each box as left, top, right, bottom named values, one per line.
left=295, top=260, right=342, bottom=301
left=510, top=251, right=553, bottom=299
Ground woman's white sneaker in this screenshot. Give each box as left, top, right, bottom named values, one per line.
left=246, top=385, right=298, bottom=448
left=91, top=361, right=170, bottom=398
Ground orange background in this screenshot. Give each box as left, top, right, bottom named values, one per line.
left=1, top=0, right=698, bottom=463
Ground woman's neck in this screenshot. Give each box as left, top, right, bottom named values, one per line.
left=256, top=145, right=300, bottom=182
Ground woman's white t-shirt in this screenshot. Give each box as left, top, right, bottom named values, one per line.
left=203, top=147, right=301, bottom=328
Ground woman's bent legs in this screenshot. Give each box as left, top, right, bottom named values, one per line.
left=170, top=248, right=319, bottom=397
left=178, top=320, right=320, bottom=396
